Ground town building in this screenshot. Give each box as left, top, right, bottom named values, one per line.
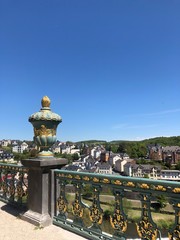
left=148, top=144, right=163, bottom=161
left=124, top=163, right=161, bottom=179
left=162, top=146, right=180, bottom=164
left=12, top=142, right=28, bottom=153
left=148, top=144, right=180, bottom=164
left=159, top=169, right=180, bottom=181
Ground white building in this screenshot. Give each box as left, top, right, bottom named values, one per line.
left=1, top=140, right=9, bottom=147
left=12, top=142, right=28, bottom=153
left=70, top=149, right=80, bottom=155
left=91, top=148, right=101, bottom=159
left=159, top=170, right=180, bottom=181
left=109, top=153, right=122, bottom=166
left=60, top=144, right=78, bottom=154
left=114, top=159, right=127, bottom=172
left=96, top=162, right=112, bottom=175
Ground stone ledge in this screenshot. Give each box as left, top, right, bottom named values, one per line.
left=21, top=158, right=68, bottom=168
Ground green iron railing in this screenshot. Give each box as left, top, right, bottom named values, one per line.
left=53, top=170, right=180, bottom=240
left=0, top=163, right=28, bottom=208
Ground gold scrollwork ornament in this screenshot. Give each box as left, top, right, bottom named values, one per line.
left=113, top=180, right=122, bottom=185
left=83, top=176, right=90, bottom=181
left=89, top=204, right=103, bottom=225
left=72, top=199, right=84, bottom=218
left=93, top=177, right=99, bottom=183
left=136, top=219, right=158, bottom=240
left=34, top=125, right=56, bottom=137
left=173, top=188, right=180, bottom=193
left=155, top=185, right=166, bottom=191
left=9, top=183, right=15, bottom=196
left=102, top=178, right=110, bottom=184
left=2, top=182, right=8, bottom=194
left=17, top=184, right=24, bottom=198
left=57, top=196, right=67, bottom=214
left=140, top=183, right=150, bottom=189
left=126, top=182, right=135, bottom=187
left=168, top=229, right=180, bottom=240
left=110, top=210, right=127, bottom=232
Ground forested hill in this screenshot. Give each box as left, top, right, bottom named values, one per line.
left=140, top=136, right=180, bottom=146
left=110, top=136, right=180, bottom=147
left=77, top=136, right=180, bottom=147
left=76, top=136, right=180, bottom=158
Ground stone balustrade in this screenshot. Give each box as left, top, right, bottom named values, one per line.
left=1, top=162, right=180, bottom=239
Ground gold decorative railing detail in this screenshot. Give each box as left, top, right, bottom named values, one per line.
left=102, top=178, right=110, bottom=184
left=74, top=175, right=81, bottom=180
left=57, top=183, right=68, bottom=217
left=113, top=180, right=122, bottom=185
left=89, top=186, right=103, bottom=226
left=140, top=183, right=150, bottom=189
left=155, top=185, right=166, bottom=191
left=168, top=200, right=180, bottom=239
left=72, top=184, right=84, bottom=219
left=82, top=176, right=90, bottom=181
left=0, top=163, right=28, bottom=206
left=110, top=191, right=127, bottom=238
left=126, top=181, right=135, bottom=187
left=67, top=174, right=73, bottom=179
left=93, top=177, right=99, bottom=183
left=173, top=188, right=180, bottom=193
left=136, top=194, right=158, bottom=240
left=54, top=170, right=180, bottom=240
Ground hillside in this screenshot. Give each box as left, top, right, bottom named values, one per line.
left=76, top=136, right=180, bottom=147
left=76, top=136, right=180, bottom=158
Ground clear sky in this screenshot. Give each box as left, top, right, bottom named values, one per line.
left=1, top=0, right=180, bottom=142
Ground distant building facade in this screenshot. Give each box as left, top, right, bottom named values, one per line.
left=12, top=142, right=28, bottom=153
left=124, top=163, right=161, bottom=179
left=159, top=170, right=180, bottom=181
left=148, top=144, right=163, bottom=161
left=162, top=146, right=180, bottom=164
left=148, top=144, right=180, bottom=164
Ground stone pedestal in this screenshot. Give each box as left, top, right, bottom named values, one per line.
left=21, top=158, right=67, bottom=227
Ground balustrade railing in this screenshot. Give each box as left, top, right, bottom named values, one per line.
left=1, top=163, right=179, bottom=239
left=0, top=163, right=28, bottom=208
left=53, top=170, right=180, bottom=240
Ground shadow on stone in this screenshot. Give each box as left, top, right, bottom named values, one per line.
left=1, top=203, right=25, bottom=217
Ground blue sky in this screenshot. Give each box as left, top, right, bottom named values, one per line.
left=0, top=0, right=180, bottom=142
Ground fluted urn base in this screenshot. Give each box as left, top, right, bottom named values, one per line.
left=38, top=150, right=54, bottom=159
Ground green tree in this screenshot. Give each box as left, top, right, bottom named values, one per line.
left=72, top=153, right=79, bottom=161
left=13, top=152, right=30, bottom=161
left=82, top=184, right=93, bottom=198
left=54, top=152, right=73, bottom=164
left=157, top=195, right=167, bottom=208
left=175, top=162, right=180, bottom=170
left=136, top=144, right=147, bottom=158
left=103, top=209, right=113, bottom=220
left=111, top=145, right=118, bottom=153
left=117, top=143, right=126, bottom=153
left=130, top=148, right=138, bottom=158
left=144, top=174, right=149, bottom=178
left=2, top=146, right=11, bottom=153
left=151, top=195, right=167, bottom=212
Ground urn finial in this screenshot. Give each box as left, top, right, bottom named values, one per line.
left=29, top=96, right=62, bottom=159
left=41, top=96, right=51, bottom=108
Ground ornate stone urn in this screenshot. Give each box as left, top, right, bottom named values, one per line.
left=29, top=96, right=62, bottom=158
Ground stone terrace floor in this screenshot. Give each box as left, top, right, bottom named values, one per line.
left=0, top=201, right=87, bottom=240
